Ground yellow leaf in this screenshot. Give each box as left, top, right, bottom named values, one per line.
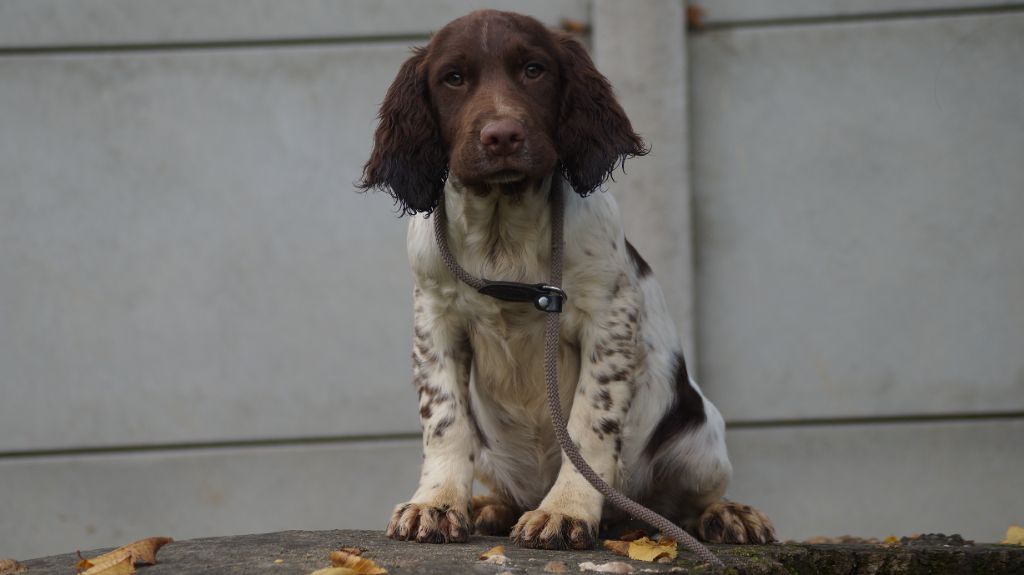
left=626, top=537, right=677, bottom=562
left=82, top=556, right=134, bottom=575
left=77, top=537, right=172, bottom=575
left=1003, top=525, right=1024, bottom=546
left=882, top=535, right=900, bottom=545
left=328, top=549, right=387, bottom=574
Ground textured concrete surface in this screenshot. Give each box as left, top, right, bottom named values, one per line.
left=691, top=13, right=1024, bottom=420
left=14, top=529, right=1024, bottom=575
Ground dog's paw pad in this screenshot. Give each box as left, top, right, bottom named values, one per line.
left=386, top=502, right=470, bottom=544
left=697, top=501, right=776, bottom=545
left=510, top=509, right=596, bottom=550
left=472, top=496, right=519, bottom=536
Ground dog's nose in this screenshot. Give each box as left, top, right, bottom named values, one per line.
left=480, top=119, right=525, bottom=157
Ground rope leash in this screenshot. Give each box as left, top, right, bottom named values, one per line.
left=433, top=180, right=724, bottom=568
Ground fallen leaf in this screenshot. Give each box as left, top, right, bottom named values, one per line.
left=544, top=560, right=569, bottom=573
left=77, top=537, right=173, bottom=574
left=1003, top=525, right=1024, bottom=546
left=627, top=537, right=677, bottom=563
left=602, top=539, right=630, bottom=556
left=329, top=549, right=387, bottom=574
left=478, top=545, right=510, bottom=565
left=82, top=556, right=134, bottom=575
left=579, top=561, right=634, bottom=574
left=274, top=559, right=285, bottom=564
left=882, top=535, right=900, bottom=545
left=0, top=559, right=26, bottom=574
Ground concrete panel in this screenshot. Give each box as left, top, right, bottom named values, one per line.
left=726, top=419, right=1024, bottom=543
left=0, top=44, right=428, bottom=451
left=0, top=439, right=421, bottom=560
left=702, top=1, right=1024, bottom=24
left=691, top=14, right=1024, bottom=420
left=593, top=0, right=697, bottom=364
left=0, top=0, right=589, bottom=48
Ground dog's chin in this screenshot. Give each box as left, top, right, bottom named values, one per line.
left=484, top=170, right=527, bottom=184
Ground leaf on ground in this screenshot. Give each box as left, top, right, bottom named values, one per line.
left=0, top=559, right=26, bottom=574
left=579, top=561, right=635, bottom=573
left=478, top=545, right=510, bottom=565
left=627, top=537, right=677, bottom=562
left=77, top=537, right=173, bottom=574
left=882, top=535, right=900, bottom=545
left=80, top=556, right=134, bottom=575
left=328, top=549, right=387, bottom=574
left=544, top=560, right=569, bottom=573
left=1003, top=525, right=1024, bottom=546
left=308, top=568, right=359, bottom=575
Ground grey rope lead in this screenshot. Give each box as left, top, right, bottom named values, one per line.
left=435, top=181, right=724, bottom=568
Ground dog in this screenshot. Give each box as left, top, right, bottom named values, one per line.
left=358, top=9, right=776, bottom=550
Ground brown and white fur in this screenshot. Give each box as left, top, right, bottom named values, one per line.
left=358, top=10, right=775, bottom=550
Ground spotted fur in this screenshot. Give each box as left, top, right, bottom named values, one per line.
left=365, top=9, right=776, bottom=550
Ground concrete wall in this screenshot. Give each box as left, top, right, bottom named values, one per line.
left=1, top=0, right=1021, bottom=560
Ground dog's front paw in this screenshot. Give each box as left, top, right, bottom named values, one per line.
left=697, top=501, right=776, bottom=544
left=510, top=509, right=597, bottom=550
left=386, top=502, right=470, bottom=543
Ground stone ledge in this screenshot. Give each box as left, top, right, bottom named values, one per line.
left=15, top=529, right=1024, bottom=574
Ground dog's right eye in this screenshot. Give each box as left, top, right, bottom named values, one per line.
left=443, top=71, right=464, bottom=87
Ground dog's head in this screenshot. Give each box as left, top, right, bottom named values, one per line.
left=358, top=9, right=648, bottom=215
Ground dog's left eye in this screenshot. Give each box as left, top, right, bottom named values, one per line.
left=524, top=62, right=545, bottom=79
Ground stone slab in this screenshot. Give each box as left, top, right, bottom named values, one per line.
left=725, top=419, right=1024, bottom=544
left=700, top=0, right=1024, bottom=24
left=14, top=529, right=1024, bottom=574
left=0, top=0, right=590, bottom=48
left=0, top=441, right=421, bottom=560
left=690, top=13, right=1024, bottom=420
left=0, top=43, right=427, bottom=451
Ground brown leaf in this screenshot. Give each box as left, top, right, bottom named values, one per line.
left=0, top=559, right=26, bottom=574
left=685, top=4, right=706, bottom=30
left=328, top=549, right=387, bottom=574
left=543, top=560, right=568, bottom=573
left=1003, top=525, right=1024, bottom=546
left=478, top=545, right=510, bottom=565
left=77, top=537, right=173, bottom=574
left=602, top=539, right=630, bottom=557
left=82, top=556, right=134, bottom=575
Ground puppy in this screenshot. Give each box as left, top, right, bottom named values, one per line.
left=359, top=10, right=775, bottom=549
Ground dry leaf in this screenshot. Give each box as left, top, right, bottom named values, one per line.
left=77, top=537, right=173, bottom=575
left=0, top=559, right=26, bottom=574
left=328, top=549, right=387, bottom=574
left=1003, top=525, right=1024, bottom=546
left=82, top=556, right=134, bottom=575
left=274, top=559, right=285, bottom=564
left=626, top=537, right=677, bottom=563
left=478, top=545, right=510, bottom=565
left=882, top=535, right=900, bottom=545
left=544, top=560, right=569, bottom=573
left=579, top=561, right=635, bottom=574
left=602, top=539, right=630, bottom=556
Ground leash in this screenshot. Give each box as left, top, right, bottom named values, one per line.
left=432, top=179, right=725, bottom=568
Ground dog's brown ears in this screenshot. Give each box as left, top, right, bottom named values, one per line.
left=556, top=35, right=649, bottom=196
left=358, top=48, right=447, bottom=215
